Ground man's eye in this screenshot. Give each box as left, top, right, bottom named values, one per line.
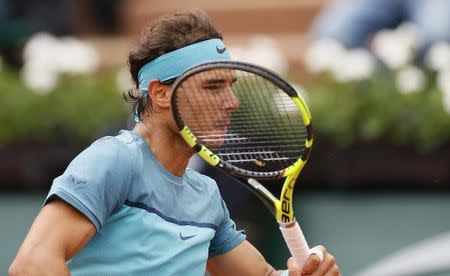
left=203, top=85, right=221, bottom=91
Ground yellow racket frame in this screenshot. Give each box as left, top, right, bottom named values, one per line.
left=179, top=94, right=313, bottom=223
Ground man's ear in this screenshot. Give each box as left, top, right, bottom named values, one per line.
left=148, top=80, right=171, bottom=109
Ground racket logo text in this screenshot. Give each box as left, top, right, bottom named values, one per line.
left=281, top=180, right=295, bottom=223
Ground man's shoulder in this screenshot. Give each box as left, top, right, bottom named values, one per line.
left=92, top=130, right=138, bottom=146
left=88, top=130, right=140, bottom=153
left=70, top=130, right=140, bottom=169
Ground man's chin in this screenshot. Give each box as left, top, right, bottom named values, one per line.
left=196, top=128, right=228, bottom=149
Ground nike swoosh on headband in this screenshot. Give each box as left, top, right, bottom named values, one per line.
left=216, top=45, right=226, bottom=54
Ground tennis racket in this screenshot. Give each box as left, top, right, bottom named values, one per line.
left=171, top=61, right=314, bottom=268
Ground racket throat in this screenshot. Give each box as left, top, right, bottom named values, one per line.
left=246, top=178, right=277, bottom=217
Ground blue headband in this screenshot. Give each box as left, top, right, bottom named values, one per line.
left=138, top=38, right=231, bottom=92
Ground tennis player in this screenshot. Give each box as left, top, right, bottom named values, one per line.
left=9, top=9, right=340, bottom=276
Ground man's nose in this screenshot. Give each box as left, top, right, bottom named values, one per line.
left=223, top=87, right=240, bottom=111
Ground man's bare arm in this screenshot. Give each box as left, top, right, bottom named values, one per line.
left=207, top=240, right=280, bottom=276
left=9, top=200, right=96, bottom=276
left=207, top=240, right=340, bottom=276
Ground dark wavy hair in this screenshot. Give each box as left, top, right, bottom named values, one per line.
left=124, top=9, right=223, bottom=121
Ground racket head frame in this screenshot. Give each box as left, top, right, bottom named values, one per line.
left=170, top=61, right=313, bottom=223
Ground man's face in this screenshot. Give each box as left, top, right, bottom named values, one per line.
left=175, top=69, right=240, bottom=148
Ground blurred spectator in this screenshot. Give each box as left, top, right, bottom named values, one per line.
left=0, top=0, right=73, bottom=67
left=0, top=0, right=121, bottom=68
left=88, top=0, right=121, bottom=33
left=311, top=0, right=450, bottom=62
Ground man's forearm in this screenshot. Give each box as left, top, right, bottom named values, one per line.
left=266, top=262, right=290, bottom=276
left=9, top=252, right=70, bottom=276
left=267, top=268, right=288, bottom=276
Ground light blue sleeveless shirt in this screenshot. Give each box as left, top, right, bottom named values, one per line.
left=45, top=130, right=245, bottom=276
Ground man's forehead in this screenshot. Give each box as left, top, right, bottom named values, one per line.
left=196, top=69, right=236, bottom=81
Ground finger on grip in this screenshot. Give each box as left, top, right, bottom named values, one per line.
left=279, top=220, right=310, bottom=269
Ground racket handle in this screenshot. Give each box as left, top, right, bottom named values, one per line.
left=279, top=219, right=310, bottom=269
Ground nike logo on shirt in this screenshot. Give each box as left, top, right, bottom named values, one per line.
left=179, top=233, right=197, bottom=241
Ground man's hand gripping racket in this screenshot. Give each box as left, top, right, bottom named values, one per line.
left=171, top=61, right=319, bottom=269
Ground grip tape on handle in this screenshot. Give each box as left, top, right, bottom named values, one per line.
left=279, top=220, right=310, bottom=269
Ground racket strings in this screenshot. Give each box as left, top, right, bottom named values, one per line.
left=232, top=72, right=306, bottom=169
left=195, top=130, right=307, bottom=141
left=175, top=68, right=308, bottom=172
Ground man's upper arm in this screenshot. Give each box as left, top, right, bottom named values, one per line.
left=9, top=199, right=96, bottom=275
left=207, top=240, right=275, bottom=276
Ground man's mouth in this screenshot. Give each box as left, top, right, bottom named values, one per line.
left=214, top=119, right=230, bottom=128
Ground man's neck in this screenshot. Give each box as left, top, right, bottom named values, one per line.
left=133, top=121, right=193, bottom=177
